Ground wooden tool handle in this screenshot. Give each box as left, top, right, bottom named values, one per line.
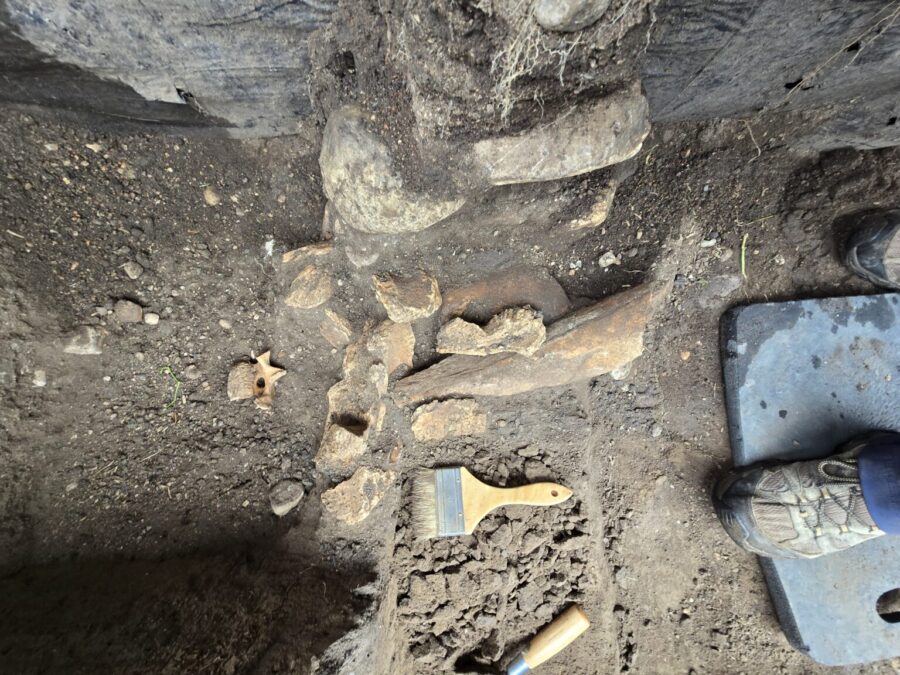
left=523, top=605, right=590, bottom=669
left=497, top=482, right=573, bottom=506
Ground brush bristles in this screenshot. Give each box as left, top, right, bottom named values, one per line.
left=410, top=469, right=438, bottom=539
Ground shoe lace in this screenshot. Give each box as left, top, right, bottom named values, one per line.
left=817, top=458, right=858, bottom=483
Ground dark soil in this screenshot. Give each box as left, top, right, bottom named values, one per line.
left=3, top=33, right=900, bottom=675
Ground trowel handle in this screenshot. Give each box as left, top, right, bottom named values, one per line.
left=507, top=605, right=590, bottom=674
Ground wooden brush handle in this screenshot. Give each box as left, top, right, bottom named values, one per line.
left=459, top=468, right=574, bottom=535
left=494, top=482, right=572, bottom=506
left=524, top=605, right=590, bottom=669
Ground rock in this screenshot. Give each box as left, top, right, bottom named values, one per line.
left=320, top=309, right=353, bottom=348
left=437, top=307, right=546, bottom=356
left=32, top=369, right=47, bottom=387
left=517, top=445, right=541, bottom=458
left=394, top=282, right=668, bottom=403
left=203, top=186, right=221, bottom=206
left=441, top=267, right=569, bottom=324
left=184, top=365, right=201, bottom=380
left=696, top=274, right=742, bottom=309
left=337, top=220, right=381, bottom=268
left=227, top=352, right=285, bottom=409
left=63, top=326, right=105, bottom=355
left=473, top=85, right=650, bottom=185
left=218, top=319, right=232, bottom=330
left=366, top=320, right=415, bottom=375
left=410, top=399, right=487, bottom=442
left=598, top=251, right=621, bottom=268
left=143, top=312, right=160, bottom=326
left=282, top=241, right=333, bottom=264
left=373, top=271, right=441, bottom=322
left=534, top=0, right=610, bottom=31
left=316, top=423, right=370, bottom=475
left=285, top=264, right=332, bottom=309
left=114, top=299, right=143, bottom=323
left=269, top=479, right=305, bottom=517
left=610, top=361, right=632, bottom=381
left=319, top=106, right=464, bottom=234
left=122, top=261, right=144, bottom=279
left=566, top=182, right=617, bottom=230
left=321, top=467, right=395, bottom=525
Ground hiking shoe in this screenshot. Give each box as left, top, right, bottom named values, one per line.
left=713, top=436, right=885, bottom=559
left=842, top=209, right=900, bottom=290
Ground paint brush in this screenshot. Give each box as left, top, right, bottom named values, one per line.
left=411, top=466, right=573, bottom=539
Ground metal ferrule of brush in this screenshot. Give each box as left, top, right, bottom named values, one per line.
left=507, top=654, right=531, bottom=675
left=435, top=467, right=466, bottom=537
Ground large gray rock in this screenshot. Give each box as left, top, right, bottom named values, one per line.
left=3, top=0, right=334, bottom=135
left=473, top=86, right=650, bottom=185
left=642, top=0, right=900, bottom=150
left=534, top=0, right=610, bottom=32
left=319, top=106, right=464, bottom=234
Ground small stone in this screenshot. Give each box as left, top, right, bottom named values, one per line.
left=320, top=309, right=353, bottom=348
left=610, top=362, right=632, bottom=381
left=32, top=370, right=47, bottom=387
left=410, top=399, right=487, bottom=442
left=114, top=299, right=143, bottom=323
left=373, top=271, right=441, bottom=322
left=517, top=445, right=541, bottom=458
left=282, top=241, right=333, bottom=264
left=321, top=467, right=395, bottom=525
left=269, top=479, right=305, bottom=517
left=184, top=365, right=201, bottom=380
left=316, top=420, right=370, bottom=475
left=681, top=350, right=692, bottom=361
left=122, top=261, right=144, bottom=279
left=651, top=423, right=663, bottom=438
left=436, top=307, right=546, bottom=356
left=143, top=312, right=160, bottom=326
left=366, top=320, right=415, bottom=374
left=218, top=319, right=232, bottom=330
left=566, top=182, right=617, bottom=230
left=203, top=186, right=221, bottom=206
left=285, top=265, right=332, bottom=309
left=598, top=251, right=621, bottom=268
left=534, top=0, right=610, bottom=31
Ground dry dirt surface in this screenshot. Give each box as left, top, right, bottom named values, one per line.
left=2, top=101, right=900, bottom=675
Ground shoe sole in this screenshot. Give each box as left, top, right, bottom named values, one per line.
left=711, top=471, right=805, bottom=560
left=841, top=212, right=900, bottom=290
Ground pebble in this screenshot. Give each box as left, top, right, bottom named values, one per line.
left=651, top=423, right=663, bottom=438
left=204, top=186, right=222, bottom=206
left=143, top=312, right=160, bottom=326
left=32, top=370, right=47, bottom=387
left=123, top=261, right=144, bottom=279
left=598, top=251, right=620, bottom=268
left=218, top=319, right=232, bottom=330
left=184, top=365, right=201, bottom=380
left=517, top=445, right=541, bottom=458
left=114, top=299, right=143, bottom=323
